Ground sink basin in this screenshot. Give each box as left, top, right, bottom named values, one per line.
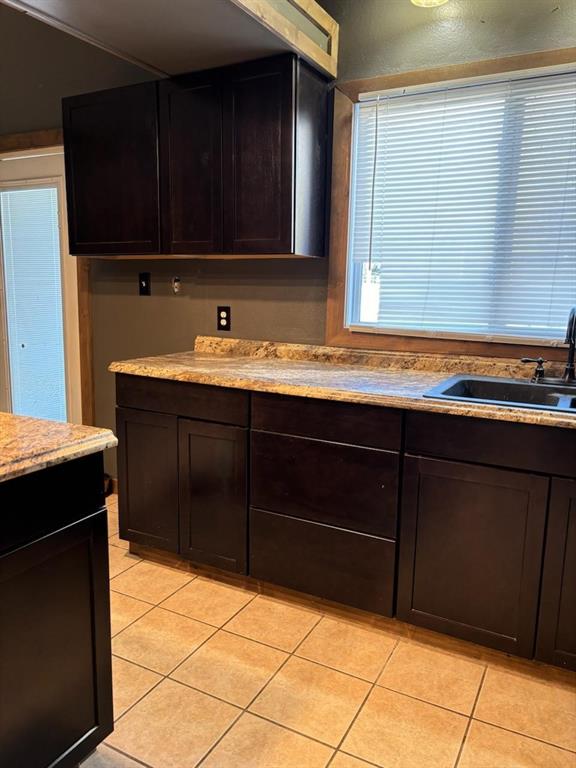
left=425, top=375, right=576, bottom=413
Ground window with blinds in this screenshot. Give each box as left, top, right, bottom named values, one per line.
left=346, top=69, right=576, bottom=342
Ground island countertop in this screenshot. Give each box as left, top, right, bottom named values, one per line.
left=0, top=411, right=118, bottom=483
left=108, top=336, right=576, bottom=431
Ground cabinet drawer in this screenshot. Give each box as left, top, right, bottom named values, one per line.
left=406, top=412, right=576, bottom=477
left=251, top=431, right=398, bottom=538
left=250, top=507, right=395, bottom=615
left=116, top=374, right=249, bottom=426
left=252, top=393, right=401, bottom=450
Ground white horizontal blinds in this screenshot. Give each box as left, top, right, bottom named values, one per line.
left=346, top=70, right=576, bottom=340
left=0, top=187, right=67, bottom=421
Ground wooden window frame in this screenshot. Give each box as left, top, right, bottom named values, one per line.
left=326, top=48, right=576, bottom=360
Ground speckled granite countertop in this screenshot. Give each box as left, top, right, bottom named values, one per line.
left=0, top=412, right=117, bottom=483
left=109, top=336, right=576, bottom=430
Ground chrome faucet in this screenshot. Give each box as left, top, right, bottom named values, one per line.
left=564, top=306, right=576, bottom=382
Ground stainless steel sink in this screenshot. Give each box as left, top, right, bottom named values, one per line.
left=424, top=375, right=576, bottom=413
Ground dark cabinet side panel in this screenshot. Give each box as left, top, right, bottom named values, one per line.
left=159, top=75, right=223, bottom=253
left=63, top=82, right=160, bottom=255
left=251, top=430, right=398, bottom=539
left=0, top=512, right=112, bottom=768
left=250, top=507, right=396, bottom=615
left=537, top=478, right=576, bottom=671
left=223, top=55, right=294, bottom=253
left=116, top=407, right=179, bottom=552
left=179, top=419, right=247, bottom=573
left=398, top=456, right=548, bottom=657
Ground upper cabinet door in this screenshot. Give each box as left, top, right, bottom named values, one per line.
left=63, top=82, right=160, bottom=255
left=159, top=75, right=223, bottom=254
left=222, top=55, right=295, bottom=254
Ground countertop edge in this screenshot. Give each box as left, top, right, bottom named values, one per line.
left=109, top=362, right=576, bottom=431
left=1, top=430, right=118, bottom=484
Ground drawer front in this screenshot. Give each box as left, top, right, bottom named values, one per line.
left=252, top=392, right=402, bottom=450
left=251, top=431, right=399, bottom=538
left=406, top=412, right=576, bottom=477
left=116, top=374, right=249, bottom=426
left=250, top=507, right=395, bottom=615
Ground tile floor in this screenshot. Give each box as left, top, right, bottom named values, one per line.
left=81, top=496, right=576, bottom=768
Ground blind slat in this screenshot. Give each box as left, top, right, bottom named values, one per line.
left=347, top=70, right=576, bottom=340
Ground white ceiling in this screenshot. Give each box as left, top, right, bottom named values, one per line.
left=0, top=0, right=293, bottom=75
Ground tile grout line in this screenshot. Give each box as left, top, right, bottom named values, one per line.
left=453, top=665, right=488, bottom=768
left=326, top=638, right=400, bottom=766
left=471, top=717, right=576, bottom=755
left=102, top=742, right=155, bottom=768
left=194, top=609, right=326, bottom=767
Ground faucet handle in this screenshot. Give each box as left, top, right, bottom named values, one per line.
left=521, top=357, right=546, bottom=381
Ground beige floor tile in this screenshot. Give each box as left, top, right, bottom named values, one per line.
left=377, top=641, right=485, bottom=715
left=225, top=595, right=321, bottom=652
left=81, top=744, right=142, bottom=767
left=112, top=656, right=162, bottom=719
left=112, top=606, right=215, bottom=674
left=109, top=533, right=129, bottom=550
left=171, top=630, right=287, bottom=707
left=459, top=721, right=576, bottom=768
left=110, top=591, right=152, bottom=636
left=107, top=678, right=240, bottom=768
left=107, top=504, right=119, bottom=536
left=250, top=656, right=370, bottom=746
left=161, top=577, right=255, bottom=627
left=475, top=668, right=576, bottom=751
left=108, top=546, right=140, bottom=579
left=342, top=686, right=467, bottom=768
left=110, top=560, right=193, bottom=604
left=330, top=753, right=377, bottom=768
left=201, top=712, right=334, bottom=768
left=297, top=617, right=397, bottom=682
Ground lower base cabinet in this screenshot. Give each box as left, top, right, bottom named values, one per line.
left=536, top=478, right=576, bottom=671
left=179, top=419, right=247, bottom=573
left=0, top=454, right=112, bottom=768
left=397, top=455, right=549, bottom=657
left=250, top=507, right=396, bottom=615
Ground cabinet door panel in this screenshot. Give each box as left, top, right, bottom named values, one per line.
left=536, top=478, right=576, bottom=670
left=223, top=56, right=294, bottom=253
left=63, top=82, right=160, bottom=255
left=179, top=419, right=247, bottom=573
left=251, top=430, right=399, bottom=538
left=398, top=456, right=548, bottom=657
left=0, top=512, right=112, bottom=767
left=159, top=75, right=223, bottom=253
left=250, top=507, right=396, bottom=615
left=116, top=407, right=179, bottom=552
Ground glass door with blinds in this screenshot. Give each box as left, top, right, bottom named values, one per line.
left=346, top=68, right=576, bottom=343
left=0, top=149, right=81, bottom=423
left=0, top=184, right=67, bottom=420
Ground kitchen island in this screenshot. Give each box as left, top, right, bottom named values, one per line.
left=0, top=412, right=117, bottom=768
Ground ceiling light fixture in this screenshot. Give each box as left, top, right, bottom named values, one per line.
left=411, top=0, right=450, bottom=6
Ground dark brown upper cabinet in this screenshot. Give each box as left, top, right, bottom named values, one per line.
left=159, top=71, right=223, bottom=254
left=63, top=54, right=330, bottom=258
left=62, top=82, right=161, bottom=255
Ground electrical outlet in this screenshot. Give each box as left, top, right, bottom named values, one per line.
left=139, top=272, right=151, bottom=296
left=217, top=306, right=231, bottom=332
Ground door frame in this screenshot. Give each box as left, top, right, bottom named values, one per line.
left=0, top=147, right=89, bottom=423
